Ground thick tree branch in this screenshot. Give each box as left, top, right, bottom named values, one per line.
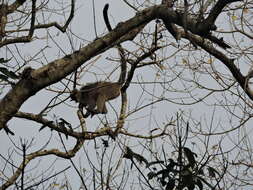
left=14, top=111, right=116, bottom=139
left=179, top=29, right=253, bottom=99
left=203, top=0, right=243, bottom=33
left=0, top=2, right=247, bottom=133
left=159, top=0, right=242, bottom=36
left=0, top=5, right=157, bottom=133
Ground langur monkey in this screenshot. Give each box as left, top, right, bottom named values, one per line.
left=70, top=4, right=126, bottom=118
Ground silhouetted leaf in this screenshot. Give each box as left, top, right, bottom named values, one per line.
left=102, top=139, right=109, bottom=147
left=130, top=162, right=133, bottom=169
left=181, top=165, right=192, bottom=176
left=123, top=147, right=134, bottom=160
left=181, top=174, right=194, bottom=190
left=155, top=168, right=172, bottom=186
left=134, top=153, right=148, bottom=165
left=123, top=147, right=148, bottom=166
left=0, top=67, right=18, bottom=79
left=39, top=124, right=47, bottom=131
left=58, top=120, right=69, bottom=139
left=195, top=179, right=203, bottom=190
left=0, top=74, right=8, bottom=81
left=156, top=169, right=170, bottom=177
left=166, top=159, right=177, bottom=171
left=0, top=67, right=9, bottom=74
left=146, top=160, right=164, bottom=168
left=39, top=121, right=54, bottom=131
left=7, top=71, right=18, bottom=79
left=165, top=179, right=175, bottom=190
left=187, top=184, right=195, bottom=190
left=159, top=177, right=167, bottom=186
left=59, top=121, right=67, bottom=130
left=0, top=58, right=11, bottom=63
left=198, top=167, right=204, bottom=175
left=208, top=166, right=219, bottom=178
left=183, top=147, right=197, bottom=167
left=59, top=118, right=73, bottom=131
left=3, top=127, right=15, bottom=135
left=147, top=171, right=157, bottom=180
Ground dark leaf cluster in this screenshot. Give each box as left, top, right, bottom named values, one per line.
left=146, top=147, right=219, bottom=190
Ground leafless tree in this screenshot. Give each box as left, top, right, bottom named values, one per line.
left=0, top=0, right=253, bottom=189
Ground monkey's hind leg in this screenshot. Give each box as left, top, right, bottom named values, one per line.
left=96, top=95, right=108, bottom=114
left=84, top=99, right=97, bottom=118
left=83, top=110, right=92, bottom=118
left=78, top=104, right=93, bottom=118
left=85, top=95, right=108, bottom=118
left=78, top=104, right=88, bottom=118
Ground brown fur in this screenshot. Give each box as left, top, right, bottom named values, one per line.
left=70, top=82, right=121, bottom=117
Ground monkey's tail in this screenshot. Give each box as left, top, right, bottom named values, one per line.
left=103, top=4, right=127, bottom=86
left=103, top=4, right=112, bottom=31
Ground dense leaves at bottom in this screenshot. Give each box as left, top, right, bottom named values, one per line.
left=144, top=147, right=219, bottom=190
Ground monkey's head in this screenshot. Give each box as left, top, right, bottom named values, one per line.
left=70, top=89, right=78, bottom=102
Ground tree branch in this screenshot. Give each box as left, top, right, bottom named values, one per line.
left=0, top=139, right=84, bottom=190
left=179, top=29, right=253, bottom=99
left=0, top=2, right=247, bottom=134
left=0, top=0, right=75, bottom=48
left=0, top=5, right=156, bottom=133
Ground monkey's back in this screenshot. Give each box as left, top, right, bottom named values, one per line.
left=81, top=81, right=121, bottom=100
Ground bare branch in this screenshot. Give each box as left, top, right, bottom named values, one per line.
left=0, top=139, right=83, bottom=189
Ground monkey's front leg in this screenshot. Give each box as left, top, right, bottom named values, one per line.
left=84, top=103, right=97, bottom=118
left=85, top=108, right=100, bottom=118
left=78, top=105, right=84, bottom=117
left=78, top=104, right=90, bottom=118
left=84, top=106, right=106, bottom=118
left=83, top=110, right=92, bottom=118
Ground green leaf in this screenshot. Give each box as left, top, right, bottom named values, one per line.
left=0, top=74, right=8, bottom=81
left=0, top=67, right=9, bottom=75
left=0, top=58, right=11, bottom=63
left=7, top=71, right=19, bottom=79
left=0, top=67, right=19, bottom=79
